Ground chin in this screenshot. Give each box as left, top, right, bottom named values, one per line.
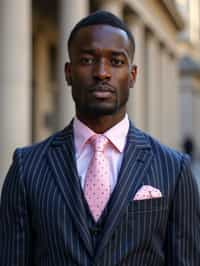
left=87, top=104, right=119, bottom=116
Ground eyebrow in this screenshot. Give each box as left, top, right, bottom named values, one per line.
left=111, top=51, right=127, bottom=57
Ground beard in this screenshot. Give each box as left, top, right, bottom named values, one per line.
left=76, top=101, right=119, bottom=116
left=75, top=94, right=129, bottom=118
left=72, top=82, right=130, bottom=118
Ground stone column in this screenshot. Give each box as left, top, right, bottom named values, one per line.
left=170, top=56, right=180, bottom=149
left=0, top=0, right=31, bottom=184
left=34, top=34, right=52, bottom=140
left=99, top=0, right=123, bottom=17
left=160, top=50, right=169, bottom=145
left=58, top=0, right=89, bottom=128
left=146, top=33, right=161, bottom=139
left=160, top=50, right=179, bottom=148
left=127, top=16, right=146, bottom=130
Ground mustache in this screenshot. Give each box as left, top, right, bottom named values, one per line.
left=88, top=82, right=116, bottom=93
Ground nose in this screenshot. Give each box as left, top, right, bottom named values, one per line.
left=93, top=59, right=111, bottom=81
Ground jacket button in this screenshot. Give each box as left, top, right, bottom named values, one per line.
left=90, top=226, right=101, bottom=235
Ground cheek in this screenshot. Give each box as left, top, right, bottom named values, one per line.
left=113, top=72, right=131, bottom=101
left=72, top=67, right=93, bottom=84
left=112, top=66, right=131, bottom=83
left=115, top=72, right=131, bottom=90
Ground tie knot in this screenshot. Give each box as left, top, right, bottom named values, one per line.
left=91, top=135, right=109, bottom=152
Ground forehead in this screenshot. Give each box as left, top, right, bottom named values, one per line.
left=70, top=24, right=131, bottom=54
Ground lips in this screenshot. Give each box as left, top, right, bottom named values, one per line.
left=92, top=90, right=113, bottom=98
left=89, top=83, right=115, bottom=99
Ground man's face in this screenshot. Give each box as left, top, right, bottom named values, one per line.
left=65, top=25, right=137, bottom=119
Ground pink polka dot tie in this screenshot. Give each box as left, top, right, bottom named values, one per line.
left=84, top=135, right=111, bottom=221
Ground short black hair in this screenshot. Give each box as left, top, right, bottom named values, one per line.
left=67, top=10, right=135, bottom=60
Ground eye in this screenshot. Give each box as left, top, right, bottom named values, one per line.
left=80, top=57, right=95, bottom=65
left=111, top=58, right=125, bottom=66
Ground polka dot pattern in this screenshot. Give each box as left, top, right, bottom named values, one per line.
left=133, top=185, right=162, bottom=200
left=84, top=135, right=111, bottom=221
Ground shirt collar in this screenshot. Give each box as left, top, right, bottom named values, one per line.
left=73, top=114, right=129, bottom=156
left=104, top=114, right=129, bottom=152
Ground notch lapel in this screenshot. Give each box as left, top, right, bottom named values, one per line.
left=47, top=123, right=93, bottom=256
left=95, top=124, right=154, bottom=259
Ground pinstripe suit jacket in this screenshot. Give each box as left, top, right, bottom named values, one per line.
left=1, top=121, right=200, bottom=266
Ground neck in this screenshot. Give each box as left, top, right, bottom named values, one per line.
left=76, top=112, right=126, bottom=134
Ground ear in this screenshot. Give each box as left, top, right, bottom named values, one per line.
left=65, top=62, right=72, bottom=85
left=129, top=65, right=138, bottom=88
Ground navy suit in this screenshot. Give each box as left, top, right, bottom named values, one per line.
left=1, top=122, right=200, bottom=265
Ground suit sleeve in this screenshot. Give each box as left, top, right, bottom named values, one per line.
left=165, top=155, right=200, bottom=265
left=0, top=149, right=31, bottom=266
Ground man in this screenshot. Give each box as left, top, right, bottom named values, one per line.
left=0, top=11, right=200, bottom=266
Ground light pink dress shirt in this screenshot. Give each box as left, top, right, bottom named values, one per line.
left=73, top=114, right=129, bottom=192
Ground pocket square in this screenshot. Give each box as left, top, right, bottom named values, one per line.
left=133, top=185, right=162, bottom=201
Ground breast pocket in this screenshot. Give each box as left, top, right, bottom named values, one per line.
left=126, top=197, right=169, bottom=238
left=119, top=197, right=169, bottom=250
left=128, top=197, right=167, bottom=214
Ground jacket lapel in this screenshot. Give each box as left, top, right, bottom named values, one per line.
left=95, top=123, right=154, bottom=259
left=47, top=122, right=93, bottom=256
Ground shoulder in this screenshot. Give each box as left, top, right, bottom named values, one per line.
left=14, top=132, right=56, bottom=160
left=130, top=125, right=190, bottom=171
left=13, top=123, right=73, bottom=164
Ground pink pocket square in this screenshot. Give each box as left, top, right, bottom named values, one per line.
left=133, top=185, right=162, bottom=201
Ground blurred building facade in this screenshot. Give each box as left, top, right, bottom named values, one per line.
left=1, top=0, right=199, bottom=187
left=176, top=0, right=200, bottom=159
